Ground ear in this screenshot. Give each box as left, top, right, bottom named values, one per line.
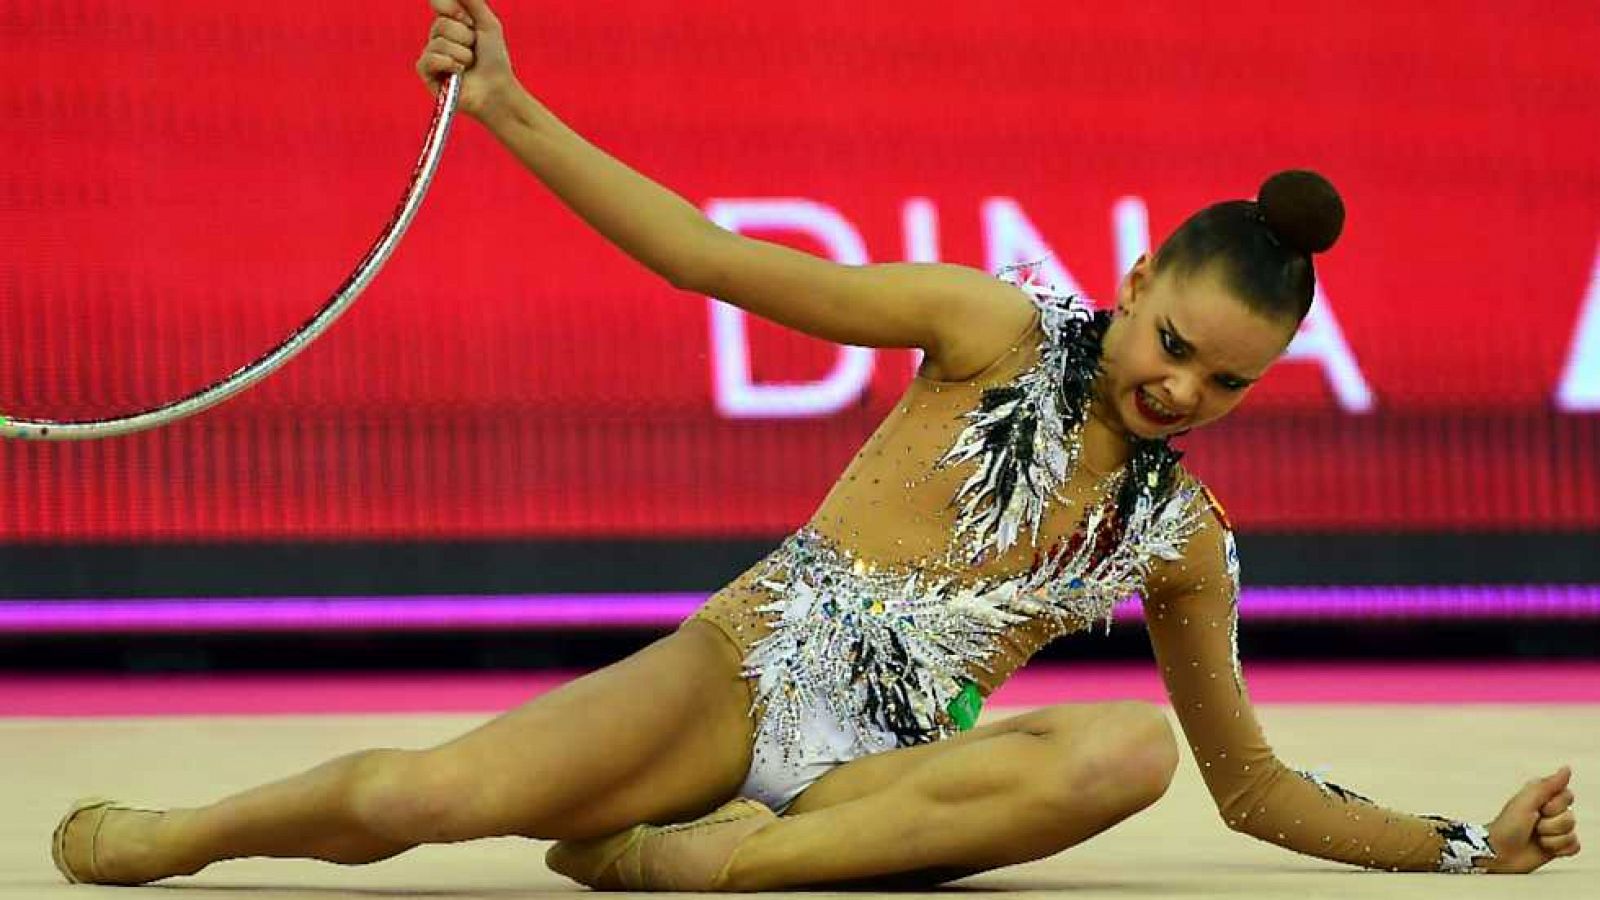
left=1116, top=253, right=1154, bottom=315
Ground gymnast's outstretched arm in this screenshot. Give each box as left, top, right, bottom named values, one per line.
left=1140, top=494, right=1582, bottom=874
left=417, top=0, right=1033, bottom=380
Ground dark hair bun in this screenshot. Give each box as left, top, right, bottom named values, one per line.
left=1257, top=170, right=1345, bottom=255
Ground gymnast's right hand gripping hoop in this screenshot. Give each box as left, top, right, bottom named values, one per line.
left=0, top=74, right=463, bottom=442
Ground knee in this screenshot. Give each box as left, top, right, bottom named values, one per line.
left=1044, top=702, right=1178, bottom=814
left=347, top=748, right=493, bottom=844
left=1090, top=702, right=1179, bottom=808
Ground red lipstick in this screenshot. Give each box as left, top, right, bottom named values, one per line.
left=1133, top=388, right=1184, bottom=427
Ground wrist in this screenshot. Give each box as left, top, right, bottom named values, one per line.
left=477, top=82, right=542, bottom=133
left=1478, top=825, right=1505, bottom=874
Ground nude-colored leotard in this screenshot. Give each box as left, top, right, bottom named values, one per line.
left=685, top=267, right=1494, bottom=872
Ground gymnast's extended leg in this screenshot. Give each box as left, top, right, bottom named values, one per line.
left=716, top=700, right=1180, bottom=890
left=53, top=621, right=755, bottom=885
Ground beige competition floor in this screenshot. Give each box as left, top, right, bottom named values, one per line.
left=4, top=706, right=1596, bottom=898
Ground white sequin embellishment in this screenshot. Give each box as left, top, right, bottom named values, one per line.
left=744, top=479, right=1205, bottom=763
left=936, top=263, right=1098, bottom=563
left=739, top=258, right=1205, bottom=765
left=1222, top=529, right=1245, bottom=694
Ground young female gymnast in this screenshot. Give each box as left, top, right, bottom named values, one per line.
left=52, top=0, right=1582, bottom=889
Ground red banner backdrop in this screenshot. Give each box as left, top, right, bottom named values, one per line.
left=0, top=1, right=1596, bottom=541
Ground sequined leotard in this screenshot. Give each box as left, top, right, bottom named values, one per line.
left=686, top=264, right=1496, bottom=874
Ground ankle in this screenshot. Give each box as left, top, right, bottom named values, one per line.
left=710, top=822, right=782, bottom=891
left=151, top=809, right=209, bottom=877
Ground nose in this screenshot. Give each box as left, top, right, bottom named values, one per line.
left=1164, top=376, right=1200, bottom=414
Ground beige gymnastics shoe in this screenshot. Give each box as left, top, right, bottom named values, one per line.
left=51, top=797, right=168, bottom=885
left=546, top=797, right=777, bottom=891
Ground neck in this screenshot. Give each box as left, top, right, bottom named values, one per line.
left=1079, top=390, right=1136, bottom=476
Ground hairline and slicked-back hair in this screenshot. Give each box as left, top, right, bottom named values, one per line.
left=1151, top=170, right=1346, bottom=326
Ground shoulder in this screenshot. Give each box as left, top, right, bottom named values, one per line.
left=1177, top=464, right=1234, bottom=532
left=1146, top=467, right=1240, bottom=599
left=922, top=259, right=1110, bottom=383
left=918, top=266, right=1041, bottom=381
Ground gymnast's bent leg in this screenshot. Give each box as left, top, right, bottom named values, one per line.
left=716, top=701, right=1180, bottom=890
left=52, top=621, right=755, bottom=885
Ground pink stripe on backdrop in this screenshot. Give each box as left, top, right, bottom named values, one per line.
left=3, top=663, right=1597, bottom=718
left=0, top=585, right=1597, bottom=634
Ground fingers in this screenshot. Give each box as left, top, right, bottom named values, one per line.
left=1528, top=767, right=1570, bottom=791
left=457, top=0, right=501, bottom=30
left=417, top=13, right=476, bottom=83
left=430, top=17, right=475, bottom=46
left=426, top=35, right=474, bottom=68
left=1538, top=830, right=1581, bottom=856
left=418, top=0, right=506, bottom=107
left=1549, top=765, right=1573, bottom=790
left=428, top=0, right=475, bottom=27
left=417, top=38, right=472, bottom=74
left=1534, top=805, right=1581, bottom=857
left=1516, top=766, right=1575, bottom=818
left=1542, top=788, right=1575, bottom=817
left=416, top=49, right=468, bottom=87
left=1536, top=809, right=1577, bottom=837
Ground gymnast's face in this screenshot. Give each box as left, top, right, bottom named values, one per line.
left=1096, top=254, right=1296, bottom=441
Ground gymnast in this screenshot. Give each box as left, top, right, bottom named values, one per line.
left=52, top=0, right=1581, bottom=889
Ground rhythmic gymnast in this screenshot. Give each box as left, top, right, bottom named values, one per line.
left=51, top=0, right=1582, bottom=889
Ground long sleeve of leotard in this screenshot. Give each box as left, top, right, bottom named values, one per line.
left=1139, top=499, right=1498, bottom=873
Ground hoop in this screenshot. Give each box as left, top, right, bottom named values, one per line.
left=0, top=74, right=463, bottom=441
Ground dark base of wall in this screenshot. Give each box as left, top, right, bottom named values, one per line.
left=1, top=532, right=1597, bottom=599
left=3, top=618, right=1595, bottom=674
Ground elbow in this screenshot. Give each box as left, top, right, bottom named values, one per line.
left=1214, top=767, right=1290, bottom=837
left=1217, top=799, right=1247, bottom=833
left=1219, top=806, right=1255, bottom=835
left=1219, top=806, right=1274, bottom=840
left=664, top=226, right=728, bottom=294
left=665, top=260, right=708, bottom=294
left=1216, top=788, right=1268, bottom=836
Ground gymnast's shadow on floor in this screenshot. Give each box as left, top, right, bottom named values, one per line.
left=810, top=870, right=1213, bottom=893
left=89, top=887, right=548, bottom=898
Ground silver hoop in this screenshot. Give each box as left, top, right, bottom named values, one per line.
left=0, top=74, right=462, bottom=441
